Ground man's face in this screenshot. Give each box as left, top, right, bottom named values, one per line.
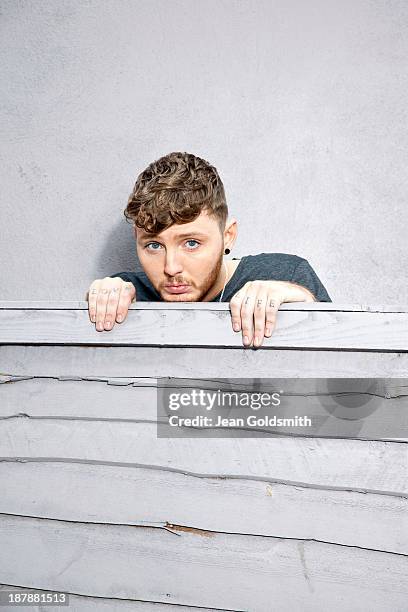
left=135, top=210, right=225, bottom=302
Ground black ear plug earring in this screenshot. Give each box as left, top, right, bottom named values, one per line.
left=224, top=248, right=230, bottom=255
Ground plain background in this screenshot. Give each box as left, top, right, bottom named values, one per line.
left=1, top=0, right=407, bottom=302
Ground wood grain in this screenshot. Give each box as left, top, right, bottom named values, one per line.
left=1, top=419, right=407, bottom=494
left=1, top=301, right=407, bottom=311
left=0, top=515, right=407, bottom=611
left=1, top=345, right=408, bottom=378
left=1, top=302, right=407, bottom=610
left=0, top=307, right=408, bottom=350
left=1, top=462, right=407, bottom=554
left=0, top=585, right=221, bottom=611
left=1, top=377, right=407, bottom=441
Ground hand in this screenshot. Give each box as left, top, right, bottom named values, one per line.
left=229, top=280, right=315, bottom=348
left=87, top=277, right=136, bottom=331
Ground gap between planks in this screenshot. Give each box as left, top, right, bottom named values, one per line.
left=0, top=512, right=407, bottom=558
left=0, top=457, right=407, bottom=499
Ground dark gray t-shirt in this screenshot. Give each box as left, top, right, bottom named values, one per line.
left=111, top=253, right=331, bottom=302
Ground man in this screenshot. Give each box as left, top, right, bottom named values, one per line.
left=87, top=151, right=331, bottom=348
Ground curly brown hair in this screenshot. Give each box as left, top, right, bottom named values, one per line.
left=125, top=152, right=228, bottom=234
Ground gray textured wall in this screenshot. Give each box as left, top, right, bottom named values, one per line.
left=1, top=0, right=407, bottom=302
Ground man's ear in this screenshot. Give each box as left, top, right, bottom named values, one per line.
left=224, top=217, right=238, bottom=251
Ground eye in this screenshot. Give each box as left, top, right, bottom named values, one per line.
left=145, top=242, right=162, bottom=251
left=185, top=240, right=200, bottom=249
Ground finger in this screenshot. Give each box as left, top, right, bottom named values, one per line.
left=264, top=295, right=281, bottom=337
left=252, top=291, right=268, bottom=347
left=240, top=288, right=257, bottom=347
left=95, top=278, right=116, bottom=331
left=104, top=283, right=124, bottom=330
left=88, top=280, right=101, bottom=323
left=116, top=282, right=136, bottom=323
left=229, top=287, right=247, bottom=332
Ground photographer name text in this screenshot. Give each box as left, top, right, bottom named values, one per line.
left=168, top=415, right=312, bottom=428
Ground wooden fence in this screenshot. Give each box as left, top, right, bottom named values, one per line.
left=0, top=301, right=407, bottom=611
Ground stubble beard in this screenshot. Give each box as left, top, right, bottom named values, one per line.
left=158, top=251, right=224, bottom=302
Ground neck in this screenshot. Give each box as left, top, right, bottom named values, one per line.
left=202, top=260, right=229, bottom=302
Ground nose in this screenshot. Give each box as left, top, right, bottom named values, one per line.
left=163, top=250, right=184, bottom=278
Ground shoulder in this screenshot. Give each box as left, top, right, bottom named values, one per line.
left=230, top=253, right=331, bottom=302
left=241, top=252, right=306, bottom=273
left=229, top=252, right=311, bottom=285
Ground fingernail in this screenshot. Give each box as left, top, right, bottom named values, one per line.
left=243, top=335, right=249, bottom=345
left=254, top=336, right=260, bottom=347
left=233, top=323, right=240, bottom=331
left=105, top=321, right=111, bottom=329
left=96, top=322, right=103, bottom=331
left=117, top=315, right=123, bottom=323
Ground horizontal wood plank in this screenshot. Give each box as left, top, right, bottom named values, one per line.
left=1, top=345, right=408, bottom=378
left=0, top=308, right=408, bottom=350
left=0, top=515, right=407, bottom=611
left=1, top=420, right=407, bottom=494
left=1, top=462, right=407, bottom=554
left=1, top=377, right=407, bottom=441
left=0, top=585, right=220, bottom=610
left=1, top=301, right=407, bottom=312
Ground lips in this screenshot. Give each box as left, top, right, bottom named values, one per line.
left=164, top=284, right=190, bottom=294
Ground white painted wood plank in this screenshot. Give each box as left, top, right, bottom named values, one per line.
left=1, top=420, right=407, bottom=494
left=0, top=586, right=219, bottom=611
left=1, top=378, right=407, bottom=441
left=1, top=462, right=407, bottom=555
left=0, top=515, right=407, bottom=611
left=1, top=301, right=407, bottom=312
left=0, top=379, right=158, bottom=420
left=1, top=345, right=408, bottom=378
left=1, top=308, right=408, bottom=350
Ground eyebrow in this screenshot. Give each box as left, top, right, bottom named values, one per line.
left=139, top=231, right=208, bottom=242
